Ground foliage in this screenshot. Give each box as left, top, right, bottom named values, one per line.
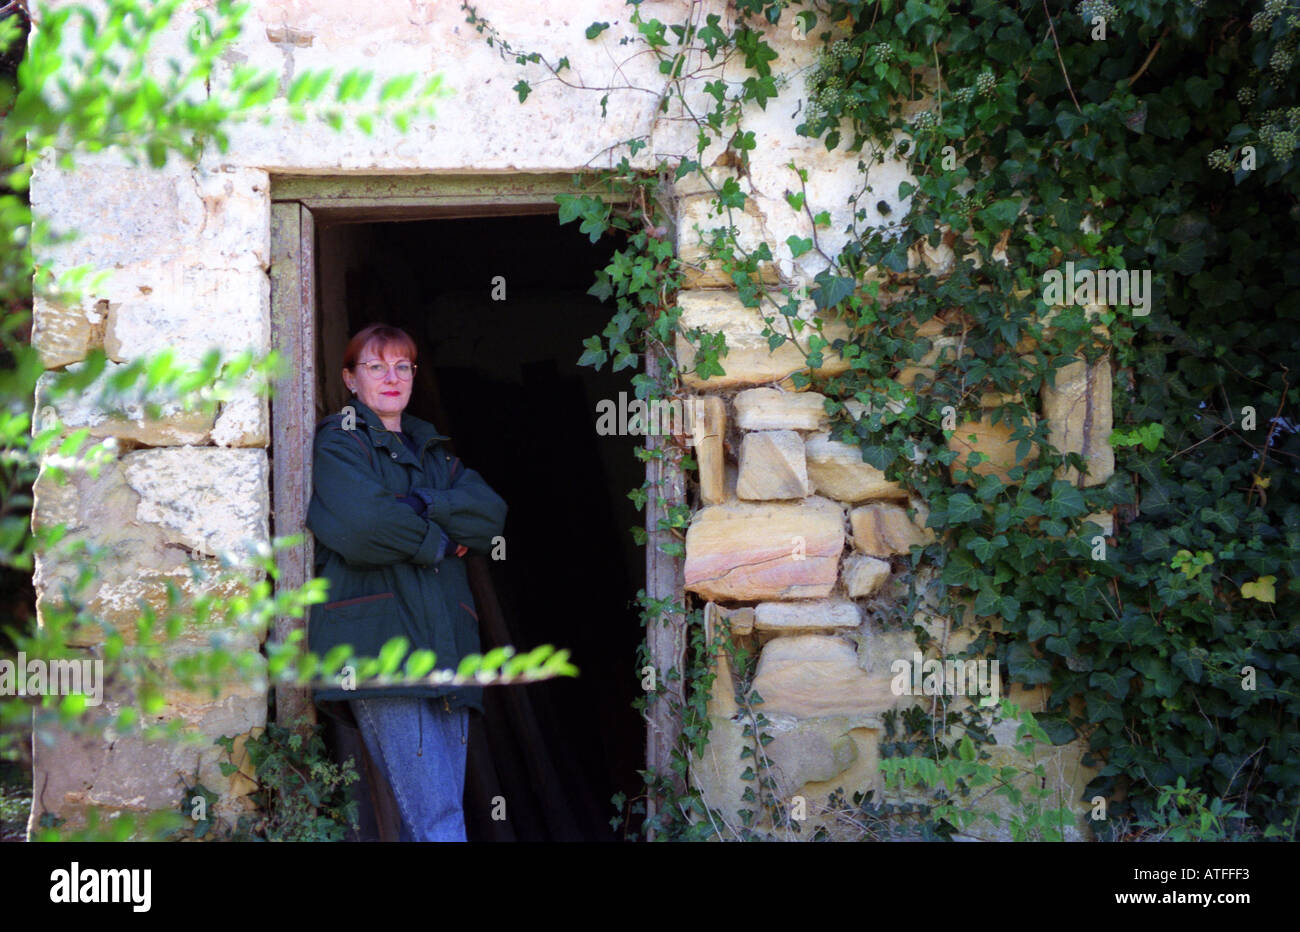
left=1125, top=775, right=1256, bottom=842
left=473, top=0, right=1300, bottom=840
left=207, top=724, right=359, bottom=842
left=882, top=698, right=1078, bottom=841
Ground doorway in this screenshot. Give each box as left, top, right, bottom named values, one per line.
left=270, top=177, right=647, bottom=840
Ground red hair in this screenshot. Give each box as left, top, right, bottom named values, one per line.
left=343, top=324, right=418, bottom=371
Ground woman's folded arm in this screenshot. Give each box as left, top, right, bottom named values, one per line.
left=417, top=459, right=507, bottom=555
left=307, top=428, right=446, bottom=567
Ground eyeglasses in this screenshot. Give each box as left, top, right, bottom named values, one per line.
left=357, top=360, right=416, bottom=380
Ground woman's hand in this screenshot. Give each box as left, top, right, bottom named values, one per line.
left=412, top=465, right=507, bottom=556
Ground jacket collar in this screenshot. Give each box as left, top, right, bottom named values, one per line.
left=343, top=398, right=449, bottom=456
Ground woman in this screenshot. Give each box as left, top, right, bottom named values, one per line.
left=306, top=323, right=507, bottom=842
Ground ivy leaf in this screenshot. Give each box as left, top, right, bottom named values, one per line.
left=1026, top=612, right=1058, bottom=641
left=1090, top=668, right=1132, bottom=699
left=742, top=75, right=779, bottom=110
left=1185, top=75, right=1213, bottom=109
left=734, top=26, right=778, bottom=77
left=1171, top=651, right=1203, bottom=684
left=513, top=80, right=531, bottom=103
left=977, top=198, right=1021, bottom=231
left=1240, top=575, right=1276, bottom=603
left=976, top=587, right=1007, bottom=618
left=999, top=596, right=1021, bottom=624
left=1055, top=110, right=1087, bottom=139
left=1044, top=481, right=1086, bottom=519
left=856, top=443, right=895, bottom=471
left=1040, top=518, right=1068, bottom=537
left=974, top=473, right=1004, bottom=501
left=947, top=493, right=981, bottom=524
left=811, top=269, right=855, bottom=310
left=1086, top=693, right=1123, bottom=723
left=882, top=241, right=910, bottom=273
left=1037, top=715, right=1077, bottom=745
left=1007, top=641, right=1052, bottom=685
left=585, top=22, right=610, bottom=39
left=786, top=235, right=813, bottom=258
left=718, top=177, right=746, bottom=209
left=968, top=535, right=998, bottom=562
left=577, top=336, right=607, bottom=368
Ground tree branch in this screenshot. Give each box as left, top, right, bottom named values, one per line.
left=1127, top=26, right=1171, bottom=86
left=1042, top=0, right=1081, bottom=113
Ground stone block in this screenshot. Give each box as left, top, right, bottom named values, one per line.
left=676, top=191, right=776, bottom=284
left=30, top=158, right=202, bottom=269
left=122, top=447, right=270, bottom=565
left=32, top=459, right=176, bottom=633
left=35, top=364, right=215, bottom=447
left=716, top=603, right=755, bottom=636
left=684, top=498, right=844, bottom=601
left=805, top=431, right=907, bottom=502
left=675, top=291, right=852, bottom=389
left=798, top=727, right=884, bottom=833
left=946, top=412, right=1030, bottom=484
left=754, top=599, right=861, bottom=632
left=32, top=295, right=106, bottom=369
left=734, top=388, right=829, bottom=431
left=1043, top=358, right=1114, bottom=487
left=766, top=717, right=859, bottom=791
left=737, top=430, right=811, bottom=500
left=30, top=684, right=267, bottom=831
left=849, top=503, right=934, bottom=557
left=686, top=395, right=727, bottom=505
left=703, top=604, right=740, bottom=719
left=31, top=711, right=202, bottom=820
left=104, top=266, right=270, bottom=364
left=30, top=454, right=266, bottom=645
left=69, top=572, right=259, bottom=650
left=689, top=715, right=750, bottom=828
left=751, top=635, right=899, bottom=718
left=212, top=384, right=270, bottom=448
left=842, top=553, right=892, bottom=598
left=192, top=165, right=272, bottom=270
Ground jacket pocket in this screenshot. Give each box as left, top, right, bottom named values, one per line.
left=322, top=592, right=396, bottom=612
left=310, top=592, right=400, bottom=659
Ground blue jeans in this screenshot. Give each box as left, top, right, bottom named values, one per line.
left=350, top=696, right=468, bottom=842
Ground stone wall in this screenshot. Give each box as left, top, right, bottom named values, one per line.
left=677, top=350, right=1106, bottom=840
left=27, top=0, right=1111, bottom=838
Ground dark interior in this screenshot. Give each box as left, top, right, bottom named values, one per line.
left=314, top=213, right=644, bottom=841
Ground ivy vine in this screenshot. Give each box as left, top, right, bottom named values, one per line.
left=468, top=0, right=1299, bottom=841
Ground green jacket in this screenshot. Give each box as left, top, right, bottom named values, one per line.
left=305, top=398, right=508, bottom=714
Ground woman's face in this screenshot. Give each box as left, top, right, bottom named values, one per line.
left=343, top=340, right=413, bottom=425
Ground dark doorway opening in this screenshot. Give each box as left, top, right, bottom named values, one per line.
left=314, top=213, right=644, bottom=841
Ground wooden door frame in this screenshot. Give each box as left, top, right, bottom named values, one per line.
left=266, top=173, right=687, bottom=828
